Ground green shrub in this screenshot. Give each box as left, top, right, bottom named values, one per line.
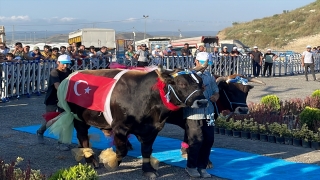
left=49, top=163, right=98, bottom=180
left=250, top=121, right=259, bottom=133
left=311, top=90, right=320, bottom=98
left=299, top=106, right=320, bottom=131
left=225, top=118, right=234, bottom=130
left=259, top=124, right=267, bottom=134
left=242, top=119, right=253, bottom=132
left=260, top=95, right=280, bottom=111
left=299, top=124, right=314, bottom=141
left=0, top=157, right=45, bottom=180
left=233, top=120, right=243, bottom=131
left=215, top=114, right=228, bottom=128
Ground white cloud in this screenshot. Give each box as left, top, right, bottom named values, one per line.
left=42, top=17, right=76, bottom=23
left=125, top=18, right=136, bottom=22
left=60, top=17, right=76, bottom=22
left=0, top=15, right=30, bottom=22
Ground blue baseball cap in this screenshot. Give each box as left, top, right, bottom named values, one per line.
left=58, top=54, right=71, bottom=64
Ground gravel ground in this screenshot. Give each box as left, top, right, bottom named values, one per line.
left=1, top=74, right=320, bottom=180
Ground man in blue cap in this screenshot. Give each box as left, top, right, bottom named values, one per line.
left=184, top=44, right=219, bottom=178
left=37, top=54, right=72, bottom=151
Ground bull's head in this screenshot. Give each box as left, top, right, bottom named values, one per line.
left=215, top=74, right=265, bottom=115
left=156, top=65, right=208, bottom=108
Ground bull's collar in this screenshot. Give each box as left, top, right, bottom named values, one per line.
left=153, top=78, right=180, bottom=111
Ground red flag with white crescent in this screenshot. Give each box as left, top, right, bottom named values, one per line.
left=66, top=73, right=116, bottom=111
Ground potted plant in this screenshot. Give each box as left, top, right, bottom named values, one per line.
left=225, top=118, right=234, bottom=136
left=232, top=120, right=242, bottom=138
left=250, top=121, right=260, bottom=140
left=292, top=129, right=303, bottom=147
left=282, top=124, right=293, bottom=145
left=300, top=124, right=313, bottom=148
left=273, top=123, right=286, bottom=144
left=216, top=115, right=228, bottom=135
left=259, top=124, right=268, bottom=142
left=311, top=128, right=320, bottom=150
left=241, top=119, right=252, bottom=139
left=267, top=122, right=276, bottom=143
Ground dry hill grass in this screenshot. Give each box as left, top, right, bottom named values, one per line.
left=218, top=0, right=320, bottom=52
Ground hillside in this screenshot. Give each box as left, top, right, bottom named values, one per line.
left=217, top=0, right=320, bottom=52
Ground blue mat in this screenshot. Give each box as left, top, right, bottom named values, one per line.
left=13, top=125, right=320, bottom=180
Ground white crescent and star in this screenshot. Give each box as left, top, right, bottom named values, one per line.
left=73, top=80, right=91, bottom=96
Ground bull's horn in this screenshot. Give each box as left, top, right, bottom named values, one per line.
left=193, top=60, right=209, bottom=71
left=216, top=77, right=228, bottom=85
left=246, top=77, right=266, bottom=85
left=157, top=64, right=165, bottom=73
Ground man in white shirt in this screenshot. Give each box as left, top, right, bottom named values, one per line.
left=301, top=45, right=316, bottom=81
left=151, top=45, right=163, bottom=58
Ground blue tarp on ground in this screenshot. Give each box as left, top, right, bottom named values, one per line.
left=13, top=125, right=320, bottom=180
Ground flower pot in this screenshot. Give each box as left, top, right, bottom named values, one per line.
left=225, top=129, right=233, bottom=136
left=293, top=138, right=302, bottom=147
left=219, top=128, right=226, bottom=135
left=311, top=141, right=320, bottom=150
left=284, top=137, right=293, bottom=145
left=302, top=140, right=311, bottom=148
left=268, top=135, right=276, bottom=143
left=241, top=131, right=250, bottom=139
left=214, top=127, right=220, bottom=134
left=260, top=134, right=268, bottom=142
left=276, top=136, right=285, bottom=144
left=233, top=131, right=241, bottom=138
left=250, top=133, right=260, bottom=140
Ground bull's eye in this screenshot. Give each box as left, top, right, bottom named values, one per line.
left=178, top=83, right=187, bottom=88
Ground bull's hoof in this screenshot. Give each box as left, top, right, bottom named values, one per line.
left=143, top=171, right=159, bottom=180
left=206, top=160, right=214, bottom=169
left=92, top=159, right=100, bottom=169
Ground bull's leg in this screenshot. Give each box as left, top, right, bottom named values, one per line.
left=113, top=130, right=130, bottom=166
left=74, top=120, right=99, bottom=168
left=139, top=134, right=159, bottom=179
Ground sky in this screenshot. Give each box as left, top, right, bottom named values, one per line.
left=0, top=0, right=316, bottom=35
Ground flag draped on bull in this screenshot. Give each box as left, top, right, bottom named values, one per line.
left=48, top=71, right=120, bottom=144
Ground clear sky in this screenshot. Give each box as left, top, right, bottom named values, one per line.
left=0, top=0, right=316, bottom=33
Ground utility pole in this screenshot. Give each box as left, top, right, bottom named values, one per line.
left=45, top=30, right=47, bottom=44
left=143, top=15, right=149, bottom=39
left=133, top=27, right=136, bottom=48
left=178, top=29, right=182, bottom=39
left=12, top=25, right=14, bottom=44
left=33, top=32, right=35, bottom=43
left=24, top=32, right=26, bottom=43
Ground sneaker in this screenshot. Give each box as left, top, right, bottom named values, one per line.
left=185, top=167, right=200, bottom=178
left=37, top=132, right=44, bottom=144
left=198, top=168, right=211, bottom=178
left=56, top=143, right=70, bottom=151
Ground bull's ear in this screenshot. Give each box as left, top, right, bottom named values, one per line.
left=157, top=65, right=175, bottom=84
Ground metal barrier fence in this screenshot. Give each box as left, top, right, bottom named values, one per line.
left=1, top=54, right=320, bottom=102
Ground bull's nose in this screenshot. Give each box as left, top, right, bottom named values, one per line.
left=190, top=99, right=208, bottom=108
left=235, top=107, right=249, bottom=114
left=197, top=99, right=208, bottom=108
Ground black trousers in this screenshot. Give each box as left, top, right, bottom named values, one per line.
left=263, top=62, right=273, bottom=76
left=185, top=119, right=214, bottom=169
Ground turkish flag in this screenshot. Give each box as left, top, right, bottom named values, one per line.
left=66, top=72, right=116, bottom=111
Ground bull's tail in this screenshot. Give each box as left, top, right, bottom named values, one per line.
left=48, top=71, right=81, bottom=144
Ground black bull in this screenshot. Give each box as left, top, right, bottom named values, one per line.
left=67, top=67, right=209, bottom=179
left=126, top=74, right=266, bottom=169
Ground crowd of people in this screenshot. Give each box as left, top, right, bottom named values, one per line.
left=0, top=42, right=112, bottom=65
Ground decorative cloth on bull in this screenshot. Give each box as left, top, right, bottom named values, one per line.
left=49, top=70, right=129, bottom=144
left=226, top=76, right=248, bottom=85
